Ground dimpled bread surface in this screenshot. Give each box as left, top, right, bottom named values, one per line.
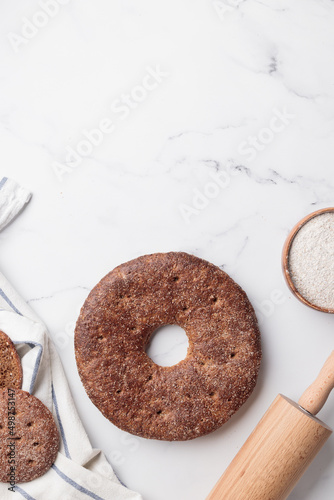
left=0, top=388, right=60, bottom=482
left=75, top=252, right=262, bottom=441
left=0, top=330, right=22, bottom=389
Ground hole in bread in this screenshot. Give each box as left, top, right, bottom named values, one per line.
left=230, top=352, right=236, bottom=358
left=182, top=306, right=188, bottom=311
left=156, top=410, right=162, bottom=415
left=97, top=335, right=104, bottom=341
left=27, top=422, right=33, bottom=427
left=147, top=375, right=153, bottom=381
left=28, top=459, right=35, bottom=465
left=172, top=276, right=179, bottom=281
left=146, top=325, right=189, bottom=367
left=33, top=442, right=39, bottom=446
left=209, top=392, right=215, bottom=397
left=116, top=389, right=122, bottom=394
left=211, top=296, right=218, bottom=303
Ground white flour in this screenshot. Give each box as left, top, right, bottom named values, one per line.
left=288, top=211, right=334, bottom=310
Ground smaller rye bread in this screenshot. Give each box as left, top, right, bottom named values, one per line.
left=0, top=330, right=22, bottom=389
left=0, top=388, right=60, bottom=483
left=75, top=252, right=262, bottom=441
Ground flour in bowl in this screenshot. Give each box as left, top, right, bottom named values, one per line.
left=288, top=211, right=334, bottom=310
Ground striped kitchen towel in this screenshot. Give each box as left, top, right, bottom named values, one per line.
left=0, top=177, right=142, bottom=500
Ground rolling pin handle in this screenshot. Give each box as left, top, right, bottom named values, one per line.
left=298, top=351, right=334, bottom=415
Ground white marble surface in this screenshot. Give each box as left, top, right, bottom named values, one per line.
left=1, top=0, right=334, bottom=498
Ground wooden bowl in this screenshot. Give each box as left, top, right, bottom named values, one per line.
left=282, top=207, right=334, bottom=314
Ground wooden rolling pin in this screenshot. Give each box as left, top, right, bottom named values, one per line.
left=206, top=351, right=334, bottom=500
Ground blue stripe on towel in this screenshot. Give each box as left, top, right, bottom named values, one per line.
left=52, top=383, right=71, bottom=459
left=0, top=288, right=41, bottom=392
left=51, top=464, right=106, bottom=500
left=27, top=342, right=43, bottom=393
left=16, top=486, right=36, bottom=500
left=0, top=177, right=8, bottom=190
left=12, top=340, right=43, bottom=394
left=0, top=287, right=23, bottom=315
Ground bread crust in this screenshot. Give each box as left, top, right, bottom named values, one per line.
left=0, top=388, right=59, bottom=482
left=75, top=252, right=261, bottom=441
left=0, top=330, right=22, bottom=389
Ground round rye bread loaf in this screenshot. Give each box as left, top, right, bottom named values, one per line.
left=0, top=388, right=60, bottom=482
left=0, top=330, right=22, bottom=389
left=75, top=252, right=261, bottom=441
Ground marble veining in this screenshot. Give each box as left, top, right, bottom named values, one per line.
left=0, top=0, right=334, bottom=499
